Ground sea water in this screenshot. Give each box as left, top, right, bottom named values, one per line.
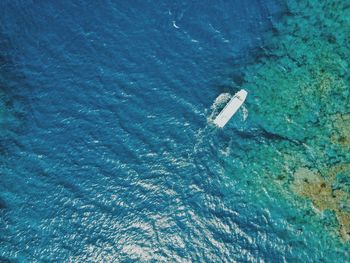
left=0, top=0, right=349, bottom=262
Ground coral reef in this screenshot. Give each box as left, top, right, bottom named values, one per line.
left=292, top=166, right=350, bottom=240
left=238, top=0, right=350, bottom=240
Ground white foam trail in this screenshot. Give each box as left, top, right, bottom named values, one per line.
left=210, top=93, right=231, bottom=110
left=172, top=21, right=180, bottom=29
left=207, top=93, right=231, bottom=124
left=242, top=105, right=248, bottom=121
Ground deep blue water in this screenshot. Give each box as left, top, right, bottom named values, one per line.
left=0, top=1, right=347, bottom=262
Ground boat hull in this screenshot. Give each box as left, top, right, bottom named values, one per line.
left=213, top=89, right=247, bottom=128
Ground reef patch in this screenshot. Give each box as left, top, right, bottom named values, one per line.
left=238, top=0, right=350, bottom=240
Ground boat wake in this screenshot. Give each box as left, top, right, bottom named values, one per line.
left=207, top=93, right=231, bottom=124
left=241, top=105, right=248, bottom=121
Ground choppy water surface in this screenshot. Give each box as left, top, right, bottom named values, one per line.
left=1, top=0, right=349, bottom=262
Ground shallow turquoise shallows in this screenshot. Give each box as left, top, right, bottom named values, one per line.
left=0, top=0, right=349, bottom=262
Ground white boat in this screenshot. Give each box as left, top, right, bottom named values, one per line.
left=213, top=89, right=247, bottom=128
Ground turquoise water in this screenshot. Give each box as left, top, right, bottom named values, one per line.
left=1, top=0, right=349, bottom=262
